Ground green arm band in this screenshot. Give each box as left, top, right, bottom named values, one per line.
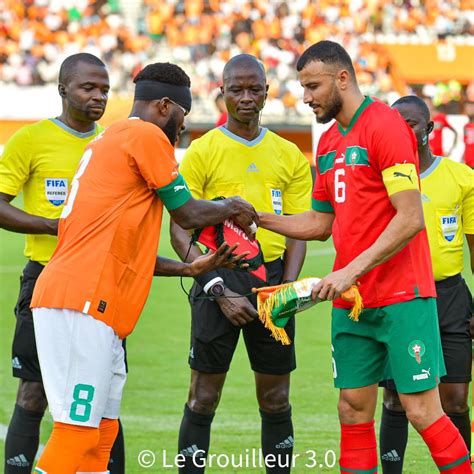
left=156, top=174, right=192, bottom=211
left=312, top=198, right=334, bottom=213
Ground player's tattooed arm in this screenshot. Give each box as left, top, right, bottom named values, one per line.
left=0, top=192, right=58, bottom=235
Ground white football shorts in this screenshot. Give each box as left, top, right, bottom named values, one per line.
left=32, top=308, right=126, bottom=428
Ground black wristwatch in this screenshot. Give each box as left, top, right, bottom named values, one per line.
left=209, top=281, right=225, bottom=298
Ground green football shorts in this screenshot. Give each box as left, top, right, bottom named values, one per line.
left=331, top=297, right=446, bottom=394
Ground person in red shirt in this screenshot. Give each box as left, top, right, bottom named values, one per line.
left=214, top=92, right=228, bottom=126
left=259, top=41, right=470, bottom=473
left=463, top=101, right=474, bottom=168
left=427, top=98, right=458, bottom=156
left=29, top=62, right=258, bottom=473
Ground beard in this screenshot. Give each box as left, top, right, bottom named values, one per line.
left=67, top=96, right=106, bottom=123
left=161, top=110, right=179, bottom=145
left=316, top=85, right=343, bottom=124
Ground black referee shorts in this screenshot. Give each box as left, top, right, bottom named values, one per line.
left=12, top=260, right=44, bottom=381
left=12, top=260, right=129, bottom=382
left=436, top=274, right=472, bottom=383
left=381, top=273, right=472, bottom=391
left=188, top=259, right=296, bottom=375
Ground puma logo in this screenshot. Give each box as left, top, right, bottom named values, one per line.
left=393, top=170, right=413, bottom=183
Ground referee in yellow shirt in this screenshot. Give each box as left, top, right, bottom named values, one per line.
left=0, top=54, right=123, bottom=473
left=379, top=95, right=473, bottom=474
left=170, top=54, right=312, bottom=473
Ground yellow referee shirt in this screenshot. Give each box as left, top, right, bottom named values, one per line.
left=0, top=119, right=103, bottom=265
left=180, top=126, right=312, bottom=262
left=420, top=156, right=474, bottom=281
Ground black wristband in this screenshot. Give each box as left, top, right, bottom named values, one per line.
left=195, top=271, right=221, bottom=289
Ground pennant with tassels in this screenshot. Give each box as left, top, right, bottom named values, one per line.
left=253, top=278, right=363, bottom=345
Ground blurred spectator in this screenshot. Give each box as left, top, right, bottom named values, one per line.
left=137, top=0, right=472, bottom=117
left=432, top=80, right=463, bottom=108
left=0, top=0, right=151, bottom=95
left=426, top=97, right=459, bottom=157
left=463, top=101, right=474, bottom=168
left=1, top=0, right=473, bottom=121
left=214, top=92, right=228, bottom=127
left=465, top=80, right=474, bottom=103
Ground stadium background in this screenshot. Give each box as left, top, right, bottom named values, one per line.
left=0, top=0, right=473, bottom=472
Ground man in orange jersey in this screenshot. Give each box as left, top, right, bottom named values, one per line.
left=29, top=62, right=258, bottom=474
left=0, top=52, right=125, bottom=474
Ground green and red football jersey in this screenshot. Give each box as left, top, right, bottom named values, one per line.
left=312, top=97, right=436, bottom=308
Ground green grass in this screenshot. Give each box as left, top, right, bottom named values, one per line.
left=0, top=210, right=471, bottom=473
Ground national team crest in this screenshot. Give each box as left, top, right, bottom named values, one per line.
left=350, top=150, right=358, bottom=170
left=45, top=178, right=68, bottom=206
left=344, top=146, right=369, bottom=168
left=408, top=340, right=426, bottom=364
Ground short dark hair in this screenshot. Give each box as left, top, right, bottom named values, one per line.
left=134, top=63, right=191, bottom=88
left=59, top=53, right=106, bottom=84
left=392, top=95, right=430, bottom=122
left=296, top=41, right=356, bottom=78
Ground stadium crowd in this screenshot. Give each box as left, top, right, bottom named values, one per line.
left=0, top=0, right=473, bottom=118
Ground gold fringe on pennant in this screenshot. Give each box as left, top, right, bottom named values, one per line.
left=341, top=285, right=364, bottom=321
left=254, top=283, right=293, bottom=345
left=254, top=281, right=364, bottom=342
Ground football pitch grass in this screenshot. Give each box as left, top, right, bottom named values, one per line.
left=0, top=212, right=470, bottom=473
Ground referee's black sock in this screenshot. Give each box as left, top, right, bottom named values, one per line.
left=178, top=404, right=214, bottom=473
left=447, top=410, right=471, bottom=452
left=260, top=406, right=293, bottom=473
left=379, top=405, right=408, bottom=474
left=4, top=403, right=44, bottom=474
left=108, top=418, right=125, bottom=474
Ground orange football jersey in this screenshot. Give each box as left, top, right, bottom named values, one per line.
left=31, top=118, right=190, bottom=338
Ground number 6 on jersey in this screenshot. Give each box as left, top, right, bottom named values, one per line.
left=334, top=168, right=346, bottom=203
